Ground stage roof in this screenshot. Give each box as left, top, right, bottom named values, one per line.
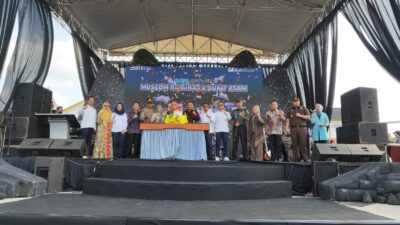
left=47, top=0, right=338, bottom=59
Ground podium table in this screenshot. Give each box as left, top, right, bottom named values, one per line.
left=140, top=124, right=208, bottom=160
left=35, top=113, right=80, bottom=139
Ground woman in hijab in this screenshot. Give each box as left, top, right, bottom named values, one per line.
left=111, top=102, right=128, bottom=158
left=248, top=105, right=266, bottom=161
left=93, top=101, right=113, bottom=159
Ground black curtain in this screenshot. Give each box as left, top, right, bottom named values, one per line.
left=285, top=16, right=338, bottom=118
left=72, top=32, right=102, bottom=98
left=0, top=0, right=19, bottom=77
left=341, top=0, right=400, bottom=82
left=0, top=0, right=54, bottom=112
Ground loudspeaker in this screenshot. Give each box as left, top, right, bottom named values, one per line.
left=312, top=144, right=352, bottom=161
left=34, top=157, right=65, bottom=193
left=340, top=87, right=379, bottom=125
left=312, top=161, right=339, bottom=197
left=13, top=83, right=52, bottom=117
left=49, top=139, right=86, bottom=157
left=337, top=122, right=388, bottom=144
left=17, top=138, right=86, bottom=157
left=4, top=116, right=49, bottom=139
left=346, top=144, right=383, bottom=162
left=17, top=138, right=54, bottom=156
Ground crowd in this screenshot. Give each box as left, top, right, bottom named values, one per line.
left=77, top=96, right=330, bottom=161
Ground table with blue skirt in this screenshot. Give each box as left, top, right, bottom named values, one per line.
left=140, top=124, right=208, bottom=160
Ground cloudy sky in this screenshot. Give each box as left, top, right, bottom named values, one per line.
left=1, top=13, right=399, bottom=133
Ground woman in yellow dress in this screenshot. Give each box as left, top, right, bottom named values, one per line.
left=93, top=101, right=113, bottom=159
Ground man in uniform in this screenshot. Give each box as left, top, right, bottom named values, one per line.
left=140, top=98, right=154, bottom=123
left=285, top=97, right=310, bottom=161
left=230, top=99, right=249, bottom=160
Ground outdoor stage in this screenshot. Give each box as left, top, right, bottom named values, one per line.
left=1, top=159, right=399, bottom=225
left=0, top=193, right=398, bottom=225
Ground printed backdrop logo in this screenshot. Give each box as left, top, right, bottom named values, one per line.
left=125, top=67, right=266, bottom=111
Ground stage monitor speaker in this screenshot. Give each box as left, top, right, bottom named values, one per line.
left=4, top=116, right=49, bottom=139
left=340, top=87, right=379, bottom=125
left=49, top=139, right=86, bottom=157
left=346, top=144, right=383, bottom=162
left=312, top=144, right=352, bottom=161
left=17, top=138, right=54, bottom=157
left=312, top=161, right=339, bottom=197
left=337, top=122, right=388, bottom=144
left=13, top=83, right=52, bottom=117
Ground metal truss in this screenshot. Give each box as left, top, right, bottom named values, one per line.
left=283, top=0, right=342, bottom=59
left=107, top=53, right=278, bottom=65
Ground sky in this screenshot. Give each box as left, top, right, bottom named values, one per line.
left=1, top=13, right=399, bottom=133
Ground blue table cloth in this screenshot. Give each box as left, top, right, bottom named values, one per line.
left=140, top=129, right=207, bottom=160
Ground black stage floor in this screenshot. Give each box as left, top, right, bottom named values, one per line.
left=0, top=193, right=398, bottom=225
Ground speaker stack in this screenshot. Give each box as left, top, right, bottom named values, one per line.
left=4, top=83, right=52, bottom=152
left=337, top=87, right=388, bottom=145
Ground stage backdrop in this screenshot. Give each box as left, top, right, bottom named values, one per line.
left=125, top=66, right=267, bottom=111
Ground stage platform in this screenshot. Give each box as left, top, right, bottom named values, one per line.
left=83, top=160, right=300, bottom=200
left=0, top=193, right=398, bottom=225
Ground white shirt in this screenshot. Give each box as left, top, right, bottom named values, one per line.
left=214, top=110, right=231, bottom=133
left=199, top=110, right=215, bottom=133
left=78, top=105, right=97, bottom=130
left=111, top=113, right=128, bottom=133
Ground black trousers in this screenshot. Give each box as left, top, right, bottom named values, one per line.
left=268, top=134, right=282, bottom=161
left=124, top=133, right=141, bottom=158
left=232, top=125, right=248, bottom=160
left=81, top=128, right=95, bottom=157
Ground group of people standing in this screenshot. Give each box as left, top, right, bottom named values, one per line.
left=78, top=95, right=330, bottom=162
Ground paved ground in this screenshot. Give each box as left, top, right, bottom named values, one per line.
left=338, top=201, right=400, bottom=220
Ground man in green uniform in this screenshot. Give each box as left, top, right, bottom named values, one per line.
left=230, top=99, right=250, bottom=160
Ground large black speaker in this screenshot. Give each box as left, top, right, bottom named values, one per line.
left=312, top=144, right=352, bottom=161
left=346, top=144, right=383, bottom=162
left=313, top=143, right=383, bottom=162
left=337, top=122, right=388, bottom=144
left=312, top=161, right=339, bottom=197
left=17, top=138, right=54, bottom=156
left=4, top=116, right=49, bottom=139
left=13, top=83, right=52, bottom=117
left=17, top=138, right=85, bottom=157
left=340, top=87, right=379, bottom=125
left=49, top=139, right=86, bottom=157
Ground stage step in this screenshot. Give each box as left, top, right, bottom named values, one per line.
left=95, top=160, right=286, bottom=182
left=83, top=178, right=292, bottom=200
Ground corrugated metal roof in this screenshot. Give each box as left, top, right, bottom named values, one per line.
left=47, top=0, right=336, bottom=56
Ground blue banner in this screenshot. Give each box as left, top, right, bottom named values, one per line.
left=125, top=66, right=266, bottom=111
